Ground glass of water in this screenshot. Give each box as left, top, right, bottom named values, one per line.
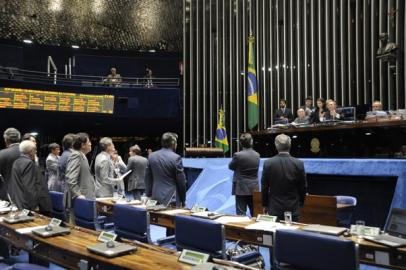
left=284, top=211, right=292, bottom=225
left=355, top=220, right=365, bottom=238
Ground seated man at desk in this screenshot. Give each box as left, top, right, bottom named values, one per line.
left=274, top=99, right=293, bottom=123
left=365, top=100, right=388, bottom=120
left=292, top=108, right=310, bottom=125
left=103, top=67, right=122, bottom=87
left=325, top=100, right=341, bottom=121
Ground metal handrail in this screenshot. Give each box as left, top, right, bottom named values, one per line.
left=0, top=66, right=180, bottom=88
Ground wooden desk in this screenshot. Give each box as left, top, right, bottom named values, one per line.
left=0, top=213, right=188, bottom=270
left=97, top=200, right=406, bottom=269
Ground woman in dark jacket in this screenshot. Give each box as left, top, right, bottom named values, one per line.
left=310, top=98, right=327, bottom=123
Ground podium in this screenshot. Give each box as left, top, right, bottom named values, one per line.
left=185, top=147, right=224, bottom=158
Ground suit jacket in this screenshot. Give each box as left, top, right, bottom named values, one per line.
left=126, top=155, right=148, bottom=191
left=0, top=143, right=20, bottom=200
left=46, top=153, right=60, bottom=191
left=274, top=108, right=293, bottom=122
left=8, top=155, right=40, bottom=210
left=310, top=108, right=328, bottom=123
left=145, top=148, right=186, bottom=206
left=95, top=151, right=115, bottom=198
left=229, top=148, right=260, bottom=196
left=64, top=150, right=95, bottom=208
left=58, top=149, right=73, bottom=190
left=261, top=152, right=307, bottom=219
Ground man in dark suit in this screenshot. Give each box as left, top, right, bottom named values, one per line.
left=8, top=140, right=41, bottom=210
left=126, top=145, right=148, bottom=200
left=64, top=133, right=95, bottom=223
left=274, top=99, right=293, bottom=123
left=145, top=132, right=186, bottom=207
left=261, top=134, right=307, bottom=221
left=58, top=133, right=75, bottom=193
left=0, top=127, right=21, bottom=201
left=229, top=133, right=260, bottom=216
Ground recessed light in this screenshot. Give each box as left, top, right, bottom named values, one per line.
left=23, top=39, right=33, bottom=44
left=148, top=49, right=156, bottom=53
left=71, top=45, right=80, bottom=49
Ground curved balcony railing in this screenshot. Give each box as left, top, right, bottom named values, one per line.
left=0, top=66, right=180, bottom=88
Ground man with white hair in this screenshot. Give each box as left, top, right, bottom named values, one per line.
left=261, top=134, right=307, bottom=221
left=0, top=127, right=21, bottom=200
left=8, top=140, right=40, bottom=210
left=293, top=108, right=310, bottom=125
left=95, top=137, right=123, bottom=198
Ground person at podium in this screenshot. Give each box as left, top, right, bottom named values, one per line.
left=228, top=133, right=260, bottom=216
left=261, top=134, right=307, bottom=221
left=292, top=108, right=310, bottom=125
left=274, top=99, right=293, bottom=124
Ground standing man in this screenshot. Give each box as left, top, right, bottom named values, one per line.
left=46, top=143, right=61, bottom=191
left=229, top=133, right=260, bottom=216
left=0, top=127, right=21, bottom=201
left=95, top=137, right=118, bottom=198
left=58, top=133, right=75, bottom=192
left=64, top=133, right=95, bottom=221
left=261, top=134, right=307, bottom=221
left=8, top=140, right=40, bottom=210
left=145, top=132, right=186, bottom=207
left=126, top=145, right=148, bottom=200
left=274, top=99, right=293, bottom=123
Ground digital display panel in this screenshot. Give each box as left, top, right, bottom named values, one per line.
left=0, top=87, right=114, bottom=114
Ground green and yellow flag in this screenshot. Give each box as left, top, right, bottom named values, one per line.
left=214, top=108, right=229, bottom=153
left=247, top=36, right=259, bottom=130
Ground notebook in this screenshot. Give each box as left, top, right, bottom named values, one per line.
left=87, top=241, right=137, bottom=258
left=364, top=208, right=406, bottom=248
left=302, top=224, right=347, bottom=236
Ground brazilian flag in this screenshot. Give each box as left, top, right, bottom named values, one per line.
left=215, top=108, right=229, bottom=153
left=247, top=36, right=259, bottom=130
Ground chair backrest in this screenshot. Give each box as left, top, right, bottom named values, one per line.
left=73, top=198, right=97, bottom=230
left=49, top=191, right=66, bottom=221
left=299, top=195, right=337, bottom=226
left=175, top=215, right=225, bottom=259
left=336, top=195, right=357, bottom=206
left=274, top=229, right=358, bottom=270
left=113, top=204, right=150, bottom=243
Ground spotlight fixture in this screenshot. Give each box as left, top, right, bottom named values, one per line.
left=23, top=39, right=33, bottom=44
left=148, top=49, right=156, bottom=53
left=71, top=45, right=80, bottom=49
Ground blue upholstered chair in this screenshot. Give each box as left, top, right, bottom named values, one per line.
left=49, top=191, right=66, bottom=221
left=175, top=215, right=226, bottom=259
left=336, top=195, right=357, bottom=227
left=274, top=229, right=358, bottom=270
left=113, top=204, right=151, bottom=243
left=73, top=198, right=105, bottom=230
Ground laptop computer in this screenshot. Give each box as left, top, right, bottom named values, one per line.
left=302, top=224, right=347, bottom=236
left=87, top=241, right=137, bottom=258
left=364, top=208, right=406, bottom=248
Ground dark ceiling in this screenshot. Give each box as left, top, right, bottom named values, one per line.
left=0, top=0, right=182, bottom=51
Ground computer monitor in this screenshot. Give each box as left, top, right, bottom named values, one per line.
left=386, top=208, right=406, bottom=238
left=336, top=107, right=356, bottom=121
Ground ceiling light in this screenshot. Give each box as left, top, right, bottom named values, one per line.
left=71, top=45, right=80, bottom=49
left=23, top=39, right=33, bottom=44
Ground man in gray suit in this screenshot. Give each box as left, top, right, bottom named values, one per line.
left=95, top=137, right=121, bottom=198
left=126, top=145, right=148, bottom=200
left=46, top=143, right=61, bottom=191
left=64, top=133, right=95, bottom=221
left=0, top=127, right=21, bottom=201
left=145, top=132, right=186, bottom=206
left=58, top=133, right=75, bottom=192
left=229, top=133, right=260, bottom=216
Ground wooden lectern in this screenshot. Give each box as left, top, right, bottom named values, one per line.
left=185, top=147, right=225, bottom=158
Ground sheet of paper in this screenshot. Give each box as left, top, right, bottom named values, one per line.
left=160, top=209, right=190, bottom=215
left=16, top=225, right=46, bottom=234
left=245, top=222, right=298, bottom=232
left=95, top=197, right=115, bottom=201
left=215, top=216, right=251, bottom=224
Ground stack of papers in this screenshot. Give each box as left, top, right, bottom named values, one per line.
left=160, top=209, right=190, bottom=215
left=16, top=225, right=46, bottom=234
left=215, top=216, right=251, bottom=224
left=245, top=222, right=298, bottom=232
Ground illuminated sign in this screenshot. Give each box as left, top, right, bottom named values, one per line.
left=0, top=87, right=114, bottom=114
